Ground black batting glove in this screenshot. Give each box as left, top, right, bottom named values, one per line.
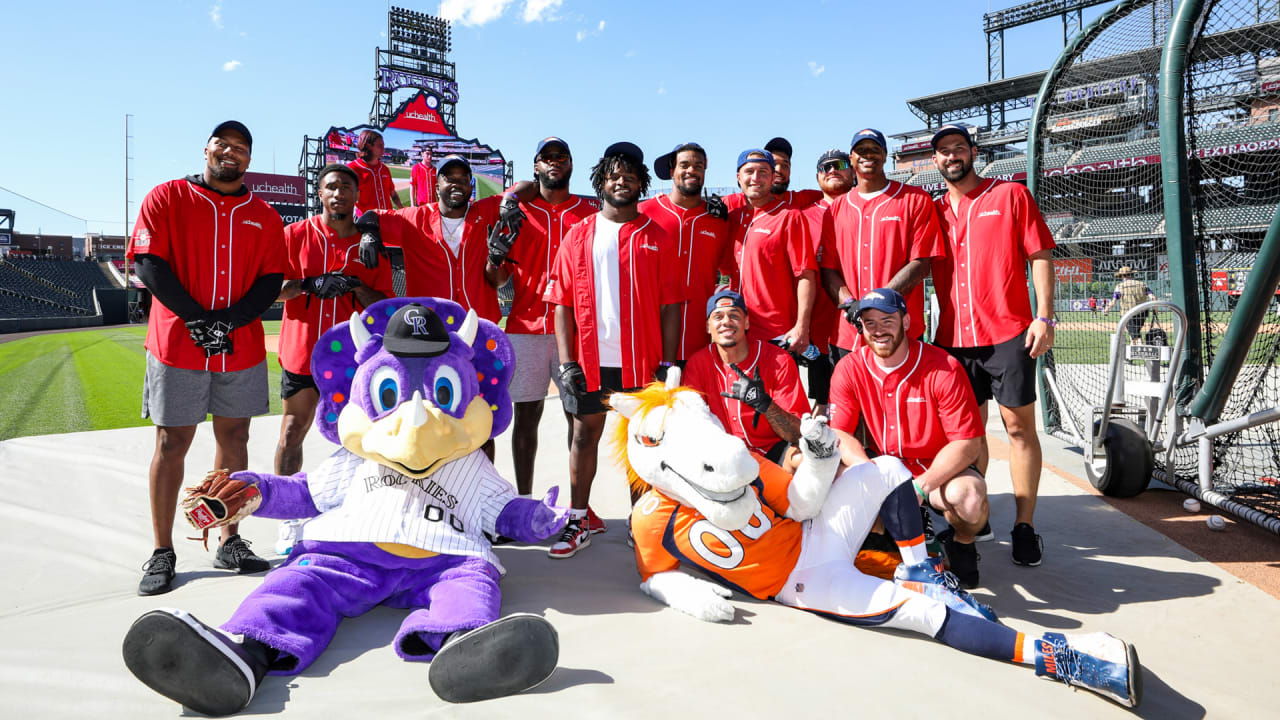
left=303, top=273, right=362, bottom=300
left=721, top=363, right=772, bottom=429
left=705, top=193, right=729, bottom=221
left=487, top=215, right=521, bottom=267
left=356, top=212, right=387, bottom=269
left=558, top=361, right=589, bottom=397
left=186, top=316, right=234, bottom=357
left=838, top=299, right=861, bottom=331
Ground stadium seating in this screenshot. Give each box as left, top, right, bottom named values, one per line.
left=909, top=168, right=944, bottom=187
left=1073, top=137, right=1160, bottom=166
left=1075, top=213, right=1163, bottom=238
left=1044, top=214, right=1077, bottom=238
left=1200, top=204, right=1277, bottom=230
left=887, top=169, right=915, bottom=183
left=1195, top=121, right=1280, bottom=150
left=0, top=259, right=113, bottom=319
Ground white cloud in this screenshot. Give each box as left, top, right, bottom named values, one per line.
left=625, top=49, right=636, bottom=58
left=657, top=82, right=666, bottom=95
left=808, top=61, right=825, bottom=77
left=576, top=29, right=587, bottom=41
left=210, top=1, right=223, bottom=29
left=522, top=0, right=562, bottom=22
left=597, top=20, right=605, bottom=31
left=223, top=60, right=242, bottom=72
left=438, top=0, right=515, bottom=26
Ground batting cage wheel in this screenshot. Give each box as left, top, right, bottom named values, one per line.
left=1087, top=418, right=1154, bottom=498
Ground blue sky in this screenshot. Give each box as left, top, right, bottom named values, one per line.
left=0, top=0, right=1107, bottom=236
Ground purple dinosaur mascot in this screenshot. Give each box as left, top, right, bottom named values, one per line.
left=123, top=298, right=570, bottom=713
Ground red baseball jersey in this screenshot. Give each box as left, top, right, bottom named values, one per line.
left=800, top=196, right=841, bottom=353
left=723, top=188, right=823, bottom=213
left=127, top=177, right=285, bottom=372
left=504, top=194, right=600, bottom=335
left=638, top=195, right=733, bottom=360
left=932, top=178, right=1056, bottom=348
left=828, top=339, right=984, bottom=477
left=409, top=161, right=436, bottom=206
left=543, top=213, right=685, bottom=391
left=683, top=340, right=810, bottom=455
left=377, top=196, right=504, bottom=323
left=823, top=181, right=945, bottom=349
left=277, top=218, right=395, bottom=375
left=631, top=455, right=801, bottom=599
left=726, top=200, right=817, bottom=341
left=347, top=158, right=398, bottom=215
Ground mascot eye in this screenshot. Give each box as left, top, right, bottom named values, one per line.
left=637, top=434, right=662, bottom=447
left=368, top=366, right=401, bottom=415
left=431, top=365, right=463, bottom=413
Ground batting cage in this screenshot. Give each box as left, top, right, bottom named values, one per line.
left=1029, top=0, right=1280, bottom=532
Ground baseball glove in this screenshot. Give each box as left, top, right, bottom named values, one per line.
left=182, top=469, right=262, bottom=548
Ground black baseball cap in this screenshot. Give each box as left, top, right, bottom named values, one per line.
left=930, top=124, right=974, bottom=149
left=654, top=142, right=706, bottom=181
left=855, top=288, right=908, bottom=320
left=437, top=154, right=471, bottom=175
left=816, top=149, right=850, bottom=170
left=384, top=303, right=452, bottom=358
left=603, top=141, right=644, bottom=166
left=764, top=137, right=792, bottom=158
left=210, top=120, right=252, bottom=150
left=536, top=136, right=570, bottom=159
left=706, top=289, right=747, bottom=318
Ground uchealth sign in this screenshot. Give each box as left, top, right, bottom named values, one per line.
left=244, top=173, right=306, bottom=205
left=1054, top=257, right=1093, bottom=282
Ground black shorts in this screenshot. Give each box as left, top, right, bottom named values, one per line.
left=806, top=352, right=833, bottom=404
left=280, top=368, right=317, bottom=400
left=942, top=331, right=1037, bottom=408
left=829, top=344, right=851, bottom=364
left=560, top=366, right=636, bottom=416
left=1125, top=313, right=1148, bottom=340
left=764, top=439, right=792, bottom=465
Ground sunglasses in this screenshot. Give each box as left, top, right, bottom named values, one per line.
left=819, top=159, right=851, bottom=173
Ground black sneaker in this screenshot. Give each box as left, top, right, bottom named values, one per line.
left=938, top=527, right=980, bottom=589
left=215, top=534, right=270, bottom=574
left=138, top=548, right=177, bottom=596
left=975, top=521, right=994, bottom=543
left=1011, top=522, right=1044, bottom=567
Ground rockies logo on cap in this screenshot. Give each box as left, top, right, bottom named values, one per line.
left=384, top=304, right=452, bottom=358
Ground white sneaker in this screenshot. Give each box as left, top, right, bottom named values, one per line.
left=275, top=519, right=303, bottom=556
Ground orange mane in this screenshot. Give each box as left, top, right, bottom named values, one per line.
left=608, top=382, right=699, bottom=499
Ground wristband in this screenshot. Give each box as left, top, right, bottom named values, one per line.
left=912, top=481, right=928, bottom=502
left=1035, top=316, right=1057, bottom=327
left=658, top=361, right=673, bottom=367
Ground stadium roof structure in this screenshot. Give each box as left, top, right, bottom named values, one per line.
left=904, top=70, right=1046, bottom=127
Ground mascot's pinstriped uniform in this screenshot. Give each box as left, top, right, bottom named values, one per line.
left=123, top=298, right=570, bottom=713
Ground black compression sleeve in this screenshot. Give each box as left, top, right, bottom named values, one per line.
left=224, top=273, right=285, bottom=328
left=133, top=254, right=208, bottom=323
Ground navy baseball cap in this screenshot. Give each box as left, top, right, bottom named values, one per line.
left=855, top=288, right=908, bottom=319
left=931, top=124, right=974, bottom=149
left=764, top=137, right=793, bottom=157
left=384, top=303, right=452, bottom=358
left=850, top=128, right=887, bottom=153
left=653, top=142, right=706, bottom=181
left=736, top=149, right=775, bottom=171
left=535, top=136, right=570, bottom=158
left=437, top=154, right=471, bottom=174
left=210, top=120, right=252, bottom=150
left=603, top=141, right=644, bottom=165
left=816, top=149, right=851, bottom=170
left=706, top=289, right=747, bottom=318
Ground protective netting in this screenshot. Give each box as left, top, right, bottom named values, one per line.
left=1175, top=0, right=1280, bottom=515
left=1030, top=0, right=1176, bottom=446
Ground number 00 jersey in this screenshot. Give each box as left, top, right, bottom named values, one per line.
left=630, top=455, right=801, bottom=600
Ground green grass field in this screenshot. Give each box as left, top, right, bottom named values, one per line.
left=0, top=322, right=284, bottom=441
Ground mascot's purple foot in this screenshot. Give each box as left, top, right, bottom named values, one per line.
left=427, top=613, right=559, bottom=703
left=122, top=608, right=270, bottom=717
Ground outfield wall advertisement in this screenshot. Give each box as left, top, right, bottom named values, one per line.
left=323, top=90, right=507, bottom=201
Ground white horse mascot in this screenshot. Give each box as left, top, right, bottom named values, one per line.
left=609, top=380, right=1141, bottom=709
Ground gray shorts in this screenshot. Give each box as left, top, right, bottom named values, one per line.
left=142, top=352, right=269, bottom=427
left=507, top=333, right=564, bottom=403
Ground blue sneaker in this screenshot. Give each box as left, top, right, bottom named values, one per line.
left=894, top=556, right=999, bottom=623
left=1035, top=632, right=1141, bottom=708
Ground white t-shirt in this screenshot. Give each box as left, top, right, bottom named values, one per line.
left=592, top=215, right=623, bottom=367
left=859, top=188, right=888, bottom=201
left=441, top=216, right=465, bottom=255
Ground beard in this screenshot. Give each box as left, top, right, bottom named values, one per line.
left=603, top=190, right=638, bottom=208
left=940, top=158, right=973, bottom=182
left=329, top=210, right=350, bottom=221
left=209, top=164, right=244, bottom=183
left=867, top=326, right=906, bottom=359
left=822, top=176, right=853, bottom=195
left=675, top=177, right=704, bottom=197
left=440, top=194, right=469, bottom=211
left=536, top=168, right=570, bottom=190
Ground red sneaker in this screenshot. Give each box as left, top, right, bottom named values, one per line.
left=584, top=506, right=608, bottom=535
left=547, top=518, right=591, bottom=559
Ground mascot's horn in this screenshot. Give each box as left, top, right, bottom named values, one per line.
left=409, top=390, right=428, bottom=428
left=664, top=365, right=683, bottom=389
left=350, top=311, right=372, bottom=351
left=457, top=310, right=478, bottom=346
